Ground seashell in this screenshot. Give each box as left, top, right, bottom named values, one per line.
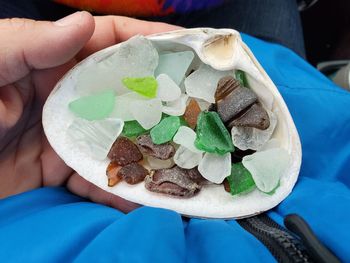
left=43, top=28, right=301, bottom=219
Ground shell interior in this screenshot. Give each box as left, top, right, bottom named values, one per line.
left=42, top=28, right=301, bottom=219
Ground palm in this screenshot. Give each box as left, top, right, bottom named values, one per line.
left=0, top=14, right=179, bottom=211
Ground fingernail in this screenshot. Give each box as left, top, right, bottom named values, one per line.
left=54, top=12, right=82, bottom=27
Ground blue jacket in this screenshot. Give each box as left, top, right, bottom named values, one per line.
left=0, top=34, right=349, bottom=263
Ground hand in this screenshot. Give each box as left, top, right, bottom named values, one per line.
left=0, top=12, right=180, bottom=212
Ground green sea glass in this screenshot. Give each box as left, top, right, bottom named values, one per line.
left=194, top=111, right=234, bottom=155
left=226, top=163, right=256, bottom=195
left=150, top=116, right=182, bottom=144
left=122, top=120, right=148, bottom=138
left=235, top=70, right=249, bottom=88
left=68, top=90, right=115, bottom=120
left=122, top=77, right=157, bottom=98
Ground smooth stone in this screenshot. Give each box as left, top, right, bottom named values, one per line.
left=216, top=86, right=258, bottom=123
left=173, top=126, right=203, bottom=153
left=195, top=111, right=234, bottom=155
left=185, top=64, right=232, bottom=103
left=162, top=94, right=189, bottom=116
left=66, top=118, right=124, bottom=160
left=174, top=145, right=203, bottom=169
left=231, top=109, right=277, bottom=151
left=242, top=148, right=290, bottom=193
left=228, top=103, right=270, bottom=130
left=76, top=36, right=158, bottom=96
left=150, top=116, right=182, bottom=144
left=155, top=51, right=194, bottom=85
left=215, top=76, right=240, bottom=102
left=198, top=152, right=231, bottom=184
left=226, top=163, right=256, bottom=195
left=122, top=77, right=158, bottom=98
left=68, top=90, right=115, bottom=120
left=156, top=74, right=181, bottom=102
left=130, top=98, right=162, bottom=130
left=111, top=92, right=145, bottom=121
left=122, top=120, right=148, bottom=138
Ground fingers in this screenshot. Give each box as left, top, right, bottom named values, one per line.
left=0, top=11, right=95, bottom=86
left=78, top=16, right=182, bottom=59
left=66, top=173, right=140, bottom=213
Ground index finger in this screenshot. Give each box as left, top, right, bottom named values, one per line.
left=77, top=15, right=182, bottom=60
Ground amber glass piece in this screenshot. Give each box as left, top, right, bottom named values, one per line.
left=183, top=99, right=202, bottom=129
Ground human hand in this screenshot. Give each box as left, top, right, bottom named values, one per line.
left=0, top=12, right=180, bottom=212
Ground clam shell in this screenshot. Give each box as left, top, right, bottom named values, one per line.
left=42, top=28, right=301, bottom=219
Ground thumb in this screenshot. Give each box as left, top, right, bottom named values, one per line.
left=0, top=11, right=95, bottom=86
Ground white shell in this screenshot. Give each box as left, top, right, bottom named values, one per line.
left=43, top=29, right=301, bottom=219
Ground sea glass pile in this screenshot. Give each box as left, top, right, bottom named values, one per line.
left=67, top=36, right=290, bottom=199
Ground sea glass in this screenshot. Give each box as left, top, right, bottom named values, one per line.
left=76, top=36, right=158, bottom=96
left=155, top=51, right=195, bottom=85
left=122, top=120, right=148, bottom=138
left=198, top=152, right=231, bottom=184
left=242, top=148, right=290, bottom=193
left=235, top=70, right=249, bottom=87
left=68, top=90, right=115, bottom=120
left=156, top=74, right=181, bottom=102
left=122, top=77, right=158, bottom=98
left=174, top=145, right=203, bottom=169
left=231, top=109, right=277, bottom=151
left=150, top=116, right=182, bottom=144
left=162, top=94, right=189, bottom=116
left=226, top=163, right=256, bottom=195
left=185, top=64, right=231, bottom=103
left=195, top=111, right=234, bottom=155
left=130, top=98, right=162, bottom=129
left=183, top=99, right=201, bottom=129
left=111, top=92, right=145, bottom=121
left=173, top=126, right=201, bottom=152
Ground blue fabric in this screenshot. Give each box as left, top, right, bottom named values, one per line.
left=1, top=35, right=350, bottom=263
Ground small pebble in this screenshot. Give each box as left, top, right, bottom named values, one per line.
left=228, top=103, right=270, bottom=130
left=108, top=137, right=143, bottom=166
left=136, top=134, right=175, bottom=160
left=144, top=166, right=201, bottom=198
left=216, top=85, right=258, bottom=123
left=118, top=163, right=149, bottom=184
left=215, top=76, right=240, bottom=102
left=231, top=109, right=277, bottom=151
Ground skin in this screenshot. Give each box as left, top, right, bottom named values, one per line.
left=0, top=12, right=180, bottom=212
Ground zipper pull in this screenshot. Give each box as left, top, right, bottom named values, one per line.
left=284, top=214, right=341, bottom=263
